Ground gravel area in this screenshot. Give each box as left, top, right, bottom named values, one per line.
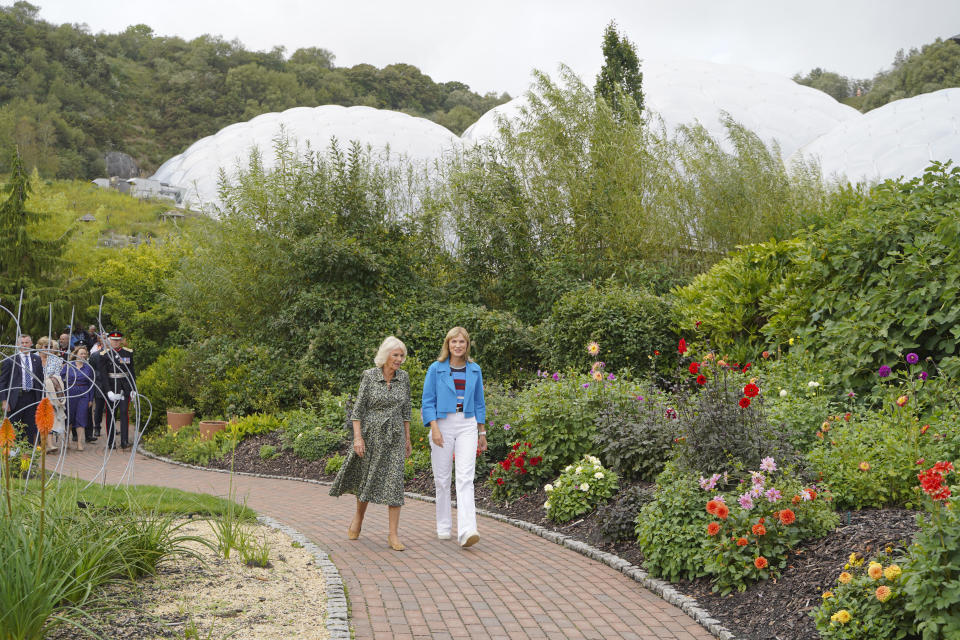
left=48, top=519, right=329, bottom=640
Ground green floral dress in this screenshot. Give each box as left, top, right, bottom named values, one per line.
left=329, top=367, right=411, bottom=506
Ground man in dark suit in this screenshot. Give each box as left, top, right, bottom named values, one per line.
left=0, top=334, right=44, bottom=445
left=88, top=333, right=107, bottom=439
left=100, top=331, right=137, bottom=449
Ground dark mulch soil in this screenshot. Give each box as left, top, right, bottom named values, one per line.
left=190, top=437, right=922, bottom=640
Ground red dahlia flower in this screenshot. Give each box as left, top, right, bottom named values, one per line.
left=752, top=523, right=767, bottom=536
left=696, top=375, right=707, bottom=385
left=754, top=556, right=768, bottom=570
left=707, top=522, right=720, bottom=536
left=689, top=362, right=700, bottom=375
left=743, top=383, right=759, bottom=398
left=706, top=500, right=720, bottom=515
left=736, top=537, right=748, bottom=547
left=739, top=397, right=751, bottom=409
left=779, top=509, right=796, bottom=525
left=715, top=503, right=730, bottom=520
left=678, top=339, right=687, bottom=354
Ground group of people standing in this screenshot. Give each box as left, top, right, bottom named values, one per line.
left=330, top=326, right=487, bottom=551
left=0, top=326, right=138, bottom=452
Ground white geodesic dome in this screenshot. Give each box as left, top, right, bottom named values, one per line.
left=151, top=105, right=463, bottom=211
left=793, top=88, right=960, bottom=184
left=461, top=59, right=861, bottom=160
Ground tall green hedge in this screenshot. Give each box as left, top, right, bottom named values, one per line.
left=537, top=284, right=674, bottom=372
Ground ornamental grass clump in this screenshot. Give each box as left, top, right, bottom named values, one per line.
left=544, top=455, right=618, bottom=523
left=701, top=460, right=838, bottom=594
left=812, top=553, right=912, bottom=640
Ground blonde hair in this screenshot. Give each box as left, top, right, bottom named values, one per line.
left=36, top=336, right=55, bottom=351
left=437, top=326, right=473, bottom=363
left=374, top=336, right=407, bottom=367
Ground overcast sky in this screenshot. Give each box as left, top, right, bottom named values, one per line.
left=28, top=0, right=960, bottom=97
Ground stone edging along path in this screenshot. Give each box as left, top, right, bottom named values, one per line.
left=137, top=448, right=738, bottom=640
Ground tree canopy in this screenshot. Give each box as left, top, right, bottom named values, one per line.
left=0, top=2, right=510, bottom=178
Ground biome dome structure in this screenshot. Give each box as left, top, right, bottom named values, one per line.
left=461, top=59, right=861, bottom=161
left=151, top=105, right=463, bottom=211
left=793, top=88, right=960, bottom=184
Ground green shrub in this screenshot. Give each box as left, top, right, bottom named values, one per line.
left=324, top=454, right=345, bottom=475
left=258, top=445, right=277, bottom=460
left=231, top=413, right=285, bottom=440
left=764, top=162, right=960, bottom=390
left=516, top=373, right=645, bottom=480
left=807, top=363, right=957, bottom=510
left=672, top=239, right=804, bottom=365
left=813, top=553, right=912, bottom=639
left=544, top=455, right=618, bottom=523
left=636, top=462, right=712, bottom=582
left=403, top=448, right=431, bottom=481
left=138, top=347, right=193, bottom=423
left=280, top=409, right=345, bottom=462
left=398, top=302, right=539, bottom=382
left=537, top=284, right=674, bottom=373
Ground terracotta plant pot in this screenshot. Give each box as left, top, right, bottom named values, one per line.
left=166, top=410, right=195, bottom=432
left=198, top=420, right=228, bottom=441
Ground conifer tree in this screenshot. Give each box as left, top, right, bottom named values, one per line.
left=0, top=147, right=72, bottom=333
left=595, top=21, right=644, bottom=118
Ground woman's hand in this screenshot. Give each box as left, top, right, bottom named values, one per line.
left=431, top=424, right=443, bottom=448
left=478, top=434, right=488, bottom=453
left=353, top=436, right=365, bottom=458
left=405, top=439, right=412, bottom=458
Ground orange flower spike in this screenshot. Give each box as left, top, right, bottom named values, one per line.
left=36, top=397, right=55, bottom=436
left=0, top=417, right=14, bottom=449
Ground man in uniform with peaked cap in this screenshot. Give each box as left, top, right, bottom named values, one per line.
left=99, top=331, right=137, bottom=449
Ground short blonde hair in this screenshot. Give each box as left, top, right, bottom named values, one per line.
left=374, top=336, right=407, bottom=367
left=36, top=336, right=55, bottom=351
left=437, top=326, right=473, bottom=362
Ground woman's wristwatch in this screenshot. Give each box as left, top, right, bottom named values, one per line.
left=478, top=430, right=487, bottom=436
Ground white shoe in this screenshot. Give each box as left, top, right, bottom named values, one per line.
left=437, top=532, right=451, bottom=540
left=461, top=532, right=479, bottom=548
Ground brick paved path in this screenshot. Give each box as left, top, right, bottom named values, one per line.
left=59, top=449, right=713, bottom=640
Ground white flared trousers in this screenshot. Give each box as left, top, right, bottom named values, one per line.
left=430, top=412, right=478, bottom=544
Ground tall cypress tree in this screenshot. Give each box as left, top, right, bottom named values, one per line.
left=0, top=147, right=72, bottom=334
left=595, top=21, right=644, bottom=118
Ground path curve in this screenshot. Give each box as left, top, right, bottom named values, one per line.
left=59, top=449, right=714, bottom=640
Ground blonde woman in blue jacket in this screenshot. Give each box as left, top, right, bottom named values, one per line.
left=421, top=327, right=487, bottom=547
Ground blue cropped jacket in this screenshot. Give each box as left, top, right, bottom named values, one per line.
left=421, top=360, right=486, bottom=426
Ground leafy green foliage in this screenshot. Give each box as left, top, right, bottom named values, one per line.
left=538, top=285, right=674, bottom=373
left=544, top=455, right=618, bottom=523
left=813, top=554, right=912, bottom=639
left=764, top=163, right=960, bottom=390
left=324, top=453, right=345, bottom=475
left=673, top=240, right=804, bottom=364
left=137, top=347, right=193, bottom=418
left=514, top=373, right=645, bottom=480
left=903, top=496, right=960, bottom=638
left=792, top=67, right=855, bottom=101
left=635, top=462, right=712, bottom=582
left=258, top=444, right=278, bottom=460
left=280, top=405, right=346, bottom=461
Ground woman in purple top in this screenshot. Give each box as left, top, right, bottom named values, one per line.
left=63, top=345, right=96, bottom=450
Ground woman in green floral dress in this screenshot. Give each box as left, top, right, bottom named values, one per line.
left=329, top=336, right=413, bottom=551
